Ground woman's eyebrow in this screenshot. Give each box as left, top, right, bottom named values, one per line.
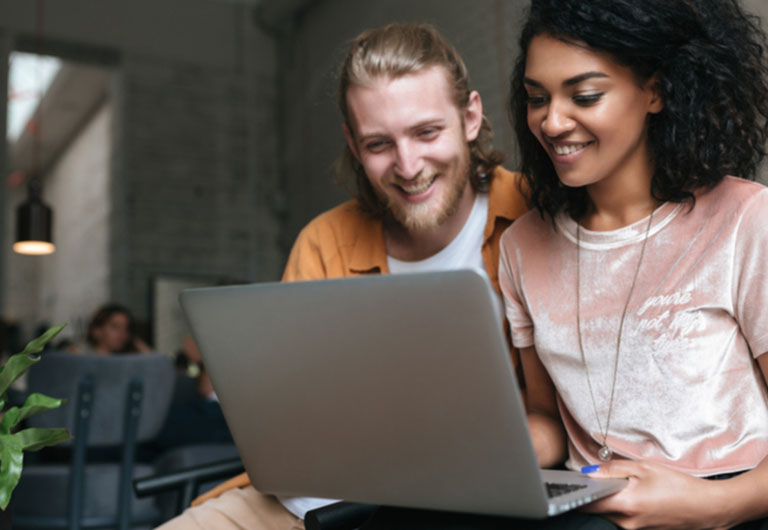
left=563, top=71, right=609, bottom=86
left=523, top=71, right=609, bottom=88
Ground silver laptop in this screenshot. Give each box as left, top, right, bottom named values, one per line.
left=180, top=269, right=626, bottom=518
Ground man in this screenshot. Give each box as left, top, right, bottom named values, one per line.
left=158, top=22, right=527, bottom=530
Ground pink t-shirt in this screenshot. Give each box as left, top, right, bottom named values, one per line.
left=499, top=176, right=768, bottom=475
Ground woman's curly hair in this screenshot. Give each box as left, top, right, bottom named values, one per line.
left=510, top=0, right=768, bottom=221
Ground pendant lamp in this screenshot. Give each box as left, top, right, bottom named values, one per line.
left=13, top=178, right=54, bottom=255
left=13, top=0, right=55, bottom=256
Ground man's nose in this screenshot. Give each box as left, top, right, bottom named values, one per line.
left=394, top=140, right=422, bottom=180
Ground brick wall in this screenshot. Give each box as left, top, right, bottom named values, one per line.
left=109, top=22, right=282, bottom=329
left=114, top=56, right=255, bottom=317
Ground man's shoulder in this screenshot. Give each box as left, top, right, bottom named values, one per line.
left=487, top=166, right=529, bottom=221
left=490, top=166, right=521, bottom=187
left=291, top=199, right=384, bottom=256
left=284, top=199, right=385, bottom=281
left=299, top=199, right=380, bottom=240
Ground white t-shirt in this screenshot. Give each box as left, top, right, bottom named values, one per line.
left=279, top=192, right=490, bottom=519
left=499, top=177, right=768, bottom=474
left=388, top=192, right=488, bottom=275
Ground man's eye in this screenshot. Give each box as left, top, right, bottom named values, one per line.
left=365, top=140, right=387, bottom=152
left=418, top=128, right=439, bottom=139
left=573, top=93, right=603, bottom=106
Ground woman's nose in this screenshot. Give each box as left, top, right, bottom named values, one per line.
left=540, top=101, right=575, bottom=138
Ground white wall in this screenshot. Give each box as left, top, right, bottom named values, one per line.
left=38, top=102, right=112, bottom=342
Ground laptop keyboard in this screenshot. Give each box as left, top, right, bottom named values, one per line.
left=545, top=482, right=588, bottom=499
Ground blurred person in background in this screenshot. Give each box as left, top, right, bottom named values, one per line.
left=69, top=303, right=151, bottom=355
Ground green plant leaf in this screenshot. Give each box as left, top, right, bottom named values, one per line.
left=0, top=409, right=20, bottom=435
left=13, top=428, right=71, bottom=452
left=0, top=324, right=66, bottom=396
left=0, top=324, right=70, bottom=510
left=0, top=356, right=39, bottom=398
left=0, top=434, right=22, bottom=511
left=0, top=393, right=66, bottom=434
left=17, top=393, right=66, bottom=424
left=19, top=323, right=67, bottom=357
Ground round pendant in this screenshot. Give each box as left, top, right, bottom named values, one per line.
left=598, top=445, right=613, bottom=461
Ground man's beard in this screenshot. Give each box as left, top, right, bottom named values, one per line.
left=379, top=151, right=471, bottom=233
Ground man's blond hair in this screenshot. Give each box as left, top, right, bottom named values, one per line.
left=337, top=22, right=504, bottom=217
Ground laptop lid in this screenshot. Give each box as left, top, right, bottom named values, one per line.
left=180, top=269, right=625, bottom=518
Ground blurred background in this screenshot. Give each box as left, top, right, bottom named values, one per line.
left=0, top=0, right=766, bottom=355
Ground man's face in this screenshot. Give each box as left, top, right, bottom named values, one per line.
left=344, top=66, right=482, bottom=232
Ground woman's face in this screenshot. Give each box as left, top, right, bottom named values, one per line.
left=523, top=33, right=662, bottom=193
left=92, top=313, right=131, bottom=353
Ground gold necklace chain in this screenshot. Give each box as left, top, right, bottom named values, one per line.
left=576, top=211, right=654, bottom=462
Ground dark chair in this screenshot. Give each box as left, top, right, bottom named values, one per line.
left=133, top=454, right=244, bottom=519
left=12, top=352, right=175, bottom=529
left=132, top=370, right=240, bottom=522
left=304, top=502, right=379, bottom=530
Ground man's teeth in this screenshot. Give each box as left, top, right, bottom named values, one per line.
left=553, top=142, right=589, bottom=155
left=401, top=176, right=436, bottom=195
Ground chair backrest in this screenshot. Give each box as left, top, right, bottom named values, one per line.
left=26, top=352, right=175, bottom=446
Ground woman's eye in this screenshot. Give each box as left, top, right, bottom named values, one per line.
left=525, top=95, right=548, bottom=107
left=418, top=128, right=439, bottom=139
left=573, top=93, right=603, bottom=105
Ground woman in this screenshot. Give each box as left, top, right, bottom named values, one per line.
left=78, top=304, right=150, bottom=354
left=500, top=0, right=768, bottom=527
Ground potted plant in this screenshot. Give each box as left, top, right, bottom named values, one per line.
left=0, top=323, right=71, bottom=525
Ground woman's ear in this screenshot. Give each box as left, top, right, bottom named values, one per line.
left=646, top=74, right=663, bottom=114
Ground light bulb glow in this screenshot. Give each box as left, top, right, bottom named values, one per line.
left=13, top=240, right=55, bottom=255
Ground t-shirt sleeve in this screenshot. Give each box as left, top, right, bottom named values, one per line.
left=498, top=227, right=535, bottom=349
left=733, top=188, right=768, bottom=358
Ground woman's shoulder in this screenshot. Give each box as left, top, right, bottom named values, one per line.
left=697, top=176, right=768, bottom=214
left=708, top=175, right=766, bottom=197
left=500, top=208, right=558, bottom=252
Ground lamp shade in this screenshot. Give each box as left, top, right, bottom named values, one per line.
left=13, top=197, right=55, bottom=255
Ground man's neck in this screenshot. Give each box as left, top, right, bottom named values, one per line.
left=384, top=186, right=477, bottom=261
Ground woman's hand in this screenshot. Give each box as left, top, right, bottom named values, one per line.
left=582, top=353, right=768, bottom=529
left=581, top=460, right=729, bottom=530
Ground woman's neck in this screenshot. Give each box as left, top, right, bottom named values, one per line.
left=580, top=165, right=660, bottom=231
left=581, top=196, right=661, bottom=231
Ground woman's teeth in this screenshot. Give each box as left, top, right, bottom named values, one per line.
left=553, top=142, right=589, bottom=155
